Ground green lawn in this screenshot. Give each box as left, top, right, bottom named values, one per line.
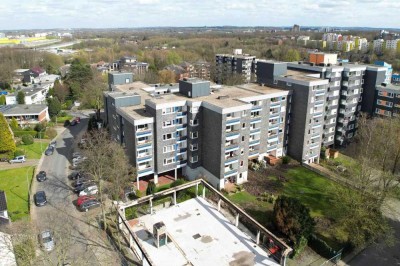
left=17, top=140, right=50, bottom=159
left=56, top=115, right=73, bottom=123
left=0, top=167, right=35, bottom=221
left=282, top=167, right=335, bottom=217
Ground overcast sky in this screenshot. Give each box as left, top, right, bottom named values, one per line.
left=0, top=0, right=399, bottom=30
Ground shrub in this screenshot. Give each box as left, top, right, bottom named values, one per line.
left=21, top=134, right=34, bottom=145
left=13, top=131, right=37, bottom=138
left=45, top=128, right=57, bottom=139
left=171, top=179, right=186, bottom=188
left=146, top=181, right=156, bottom=195
left=14, top=149, right=25, bottom=157
left=59, top=111, right=68, bottom=117
left=34, top=123, right=46, bottom=132
left=64, top=120, right=71, bottom=127
left=282, top=156, right=291, bottom=165
left=309, top=234, right=338, bottom=259
left=292, top=236, right=308, bottom=258
left=273, top=195, right=315, bottom=244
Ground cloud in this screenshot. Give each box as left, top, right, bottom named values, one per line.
left=0, top=0, right=398, bottom=29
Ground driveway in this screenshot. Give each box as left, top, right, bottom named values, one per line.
left=0, top=159, right=39, bottom=170
left=31, top=113, right=120, bottom=265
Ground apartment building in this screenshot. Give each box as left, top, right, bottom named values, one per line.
left=104, top=78, right=289, bottom=190
left=5, top=83, right=52, bottom=105
left=215, top=49, right=256, bottom=84
left=374, top=61, right=393, bottom=84
left=286, top=67, right=341, bottom=147
left=257, top=60, right=329, bottom=164
left=373, top=84, right=400, bottom=117
left=335, top=65, right=366, bottom=145
left=108, top=72, right=134, bottom=90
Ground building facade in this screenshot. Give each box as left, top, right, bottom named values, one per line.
left=104, top=78, right=290, bottom=190
left=215, top=49, right=256, bottom=84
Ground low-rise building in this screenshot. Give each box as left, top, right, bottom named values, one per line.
left=6, top=83, right=51, bottom=105
left=0, top=104, right=49, bottom=126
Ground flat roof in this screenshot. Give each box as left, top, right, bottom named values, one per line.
left=130, top=197, right=279, bottom=266
left=119, top=105, right=153, bottom=120
left=0, top=104, right=47, bottom=116
left=377, top=84, right=400, bottom=91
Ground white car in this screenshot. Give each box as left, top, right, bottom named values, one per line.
left=39, top=230, right=55, bottom=251
left=79, top=185, right=98, bottom=197
left=72, top=156, right=86, bottom=163
left=9, top=155, right=26, bottom=164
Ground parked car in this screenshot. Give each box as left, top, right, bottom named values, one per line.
left=9, top=155, right=26, bottom=164
left=72, top=177, right=94, bottom=187
left=34, top=191, right=47, bottom=206
left=78, top=138, right=87, bottom=149
left=70, top=120, right=77, bottom=126
left=79, top=185, right=98, bottom=197
left=76, top=195, right=96, bottom=207
left=36, top=171, right=47, bottom=182
left=72, top=152, right=82, bottom=159
left=74, top=117, right=81, bottom=123
left=0, top=157, right=9, bottom=162
left=45, top=146, right=55, bottom=156
left=38, top=230, right=55, bottom=251
left=49, top=141, right=57, bottom=148
left=68, top=171, right=81, bottom=180
left=79, top=199, right=101, bottom=212
left=73, top=182, right=95, bottom=193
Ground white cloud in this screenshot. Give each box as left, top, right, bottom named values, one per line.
left=0, top=0, right=398, bottom=29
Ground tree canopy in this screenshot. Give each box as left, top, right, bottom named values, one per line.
left=0, top=113, right=16, bottom=156
left=16, top=91, right=25, bottom=104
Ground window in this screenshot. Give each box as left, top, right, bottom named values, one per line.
left=240, top=161, right=244, bottom=167
left=242, top=123, right=246, bottom=129
left=242, top=110, right=247, bottom=116
left=240, top=149, right=244, bottom=155
left=242, top=136, right=245, bottom=142
left=190, top=131, right=198, bottom=139
left=190, top=155, right=198, bottom=163
left=137, top=124, right=148, bottom=131
left=163, top=145, right=176, bottom=153
left=286, top=82, right=292, bottom=87
left=125, top=78, right=130, bottom=83
left=163, top=133, right=174, bottom=140
left=163, top=157, right=175, bottom=165
left=163, top=120, right=173, bottom=127
left=162, top=107, right=173, bottom=115
left=273, top=79, right=278, bottom=85
left=190, top=143, right=198, bottom=151
left=190, top=119, right=199, bottom=126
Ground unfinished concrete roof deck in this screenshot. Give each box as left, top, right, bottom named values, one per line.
left=130, top=197, right=279, bottom=266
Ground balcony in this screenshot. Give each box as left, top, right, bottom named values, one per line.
left=176, top=111, right=187, bottom=118
left=224, top=169, right=238, bottom=177
left=269, top=112, right=280, bottom=118
left=251, top=106, right=262, bottom=112
left=249, top=139, right=261, bottom=146
left=250, top=117, right=262, bottom=124
left=136, top=130, right=152, bottom=137
left=226, top=118, right=241, bottom=126
left=137, top=155, right=153, bottom=162
left=137, top=140, right=152, bottom=147
left=315, top=90, right=325, bottom=96
left=270, top=101, right=281, bottom=107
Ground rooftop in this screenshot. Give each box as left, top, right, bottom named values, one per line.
left=377, top=83, right=400, bottom=91
left=129, top=197, right=279, bottom=266
left=0, top=104, right=47, bottom=116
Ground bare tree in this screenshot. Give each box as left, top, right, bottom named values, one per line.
left=79, top=130, right=134, bottom=231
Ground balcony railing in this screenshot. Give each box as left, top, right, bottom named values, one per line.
left=224, top=169, right=238, bottom=177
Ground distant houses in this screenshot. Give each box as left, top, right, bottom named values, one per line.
left=164, top=60, right=211, bottom=82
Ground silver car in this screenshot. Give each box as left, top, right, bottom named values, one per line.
left=9, top=155, right=26, bottom=164
left=39, top=230, right=55, bottom=251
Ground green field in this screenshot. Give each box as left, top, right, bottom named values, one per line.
left=0, top=167, right=35, bottom=221
left=17, top=140, right=50, bottom=159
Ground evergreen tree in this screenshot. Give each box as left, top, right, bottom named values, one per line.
left=10, top=117, right=19, bottom=130
left=0, top=95, right=5, bottom=105
left=16, top=91, right=25, bottom=104
left=0, top=113, right=16, bottom=155
left=47, top=98, right=61, bottom=118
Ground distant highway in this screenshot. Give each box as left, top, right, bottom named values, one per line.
left=36, top=40, right=81, bottom=50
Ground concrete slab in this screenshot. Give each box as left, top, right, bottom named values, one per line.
left=130, top=197, right=279, bottom=266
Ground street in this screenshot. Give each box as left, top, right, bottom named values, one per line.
left=31, top=113, right=120, bottom=265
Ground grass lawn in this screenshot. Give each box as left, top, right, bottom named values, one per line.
left=282, top=167, right=335, bottom=217
left=56, top=115, right=73, bottom=123
left=17, top=140, right=50, bottom=159
left=0, top=167, right=35, bottom=221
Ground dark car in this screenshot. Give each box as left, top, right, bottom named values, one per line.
left=73, top=182, right=95, bottom=193
left=68, top=171, right=83, bottom=180
left=45, top=146, right=54, bottom=156
left=36, top=171, right=47, bottom=182
left=72, top=177, right=94, bottom=187
left=70, top=120, right=77, bottom=126
left=49, top=141, right=57, bottom=148
left=79, top=199, right=100, bottom=212
left=34, top=191, right=47, bottom=207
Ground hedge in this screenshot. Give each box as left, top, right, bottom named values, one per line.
left=13, top=131, right=37, bottom=138
left=309, top=234, right=338, bottom=259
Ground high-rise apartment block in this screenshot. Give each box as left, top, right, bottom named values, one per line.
left=215, top=49, right=256, bottom=84
left=104, top=78, right=289, bottom=189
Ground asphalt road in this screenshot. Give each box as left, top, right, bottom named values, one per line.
left=31, top=114, right=119, bottom=265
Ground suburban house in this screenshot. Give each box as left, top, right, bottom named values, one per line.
left=5, top=83, right=52, bottom=105
left=0, top=104, right=49, bottom=127
left=0, top=190, right=10, bottom=226
left=23, top=66, right=47, bottom=83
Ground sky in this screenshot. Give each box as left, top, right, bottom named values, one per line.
left=0, top=0, right=399, bottom=30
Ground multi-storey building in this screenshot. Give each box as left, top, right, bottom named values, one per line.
left=373, top=39, right=385, bottom=53
left=374, top=61, right=393, bottom=84
left=335, top=65, right=366, bottom=145
left=373, top=84, right=400, bottom=117
left=104, top=78, right=290, bottom=189
left=360, top=66, right=387, bottom=116
left=257, top=60, right=329, bottom=163
left=215, top=49, right=256, bottom=84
